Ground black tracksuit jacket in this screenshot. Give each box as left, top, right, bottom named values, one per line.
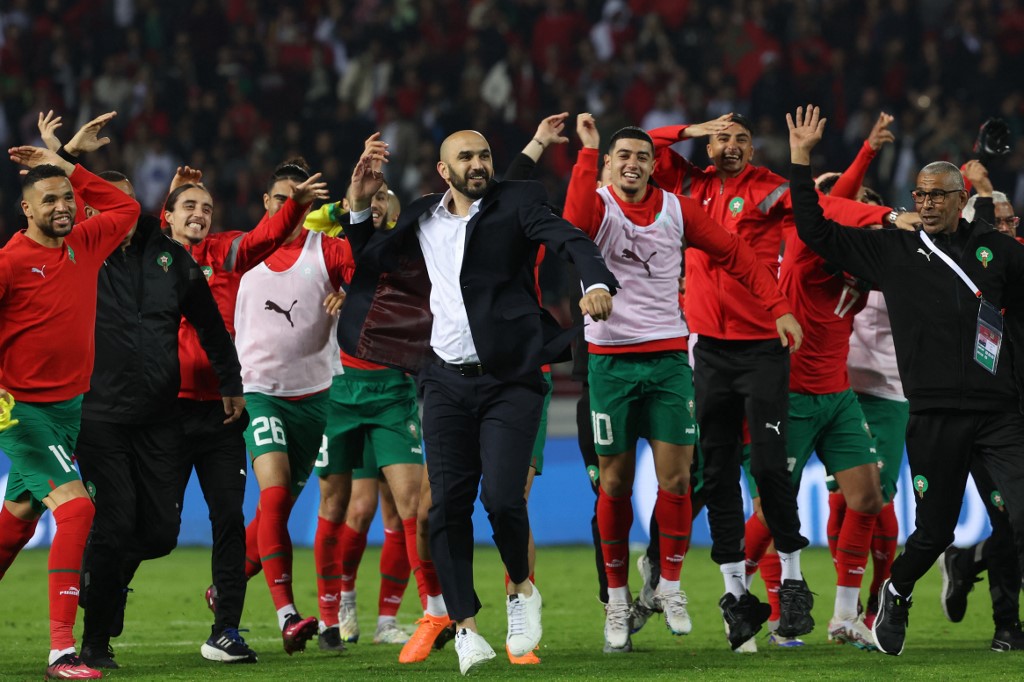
left=790, top=162, right=1024, bottom=414
left=83, top=216, right=242, bottom=423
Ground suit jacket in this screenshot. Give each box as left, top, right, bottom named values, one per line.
left=339, top=180, right=618, bottom=381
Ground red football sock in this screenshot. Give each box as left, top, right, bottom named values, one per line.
left=870, top=502, right=898, bottom=599
left=339, top=524, right=368, bottom=593
left=827, top=492, right=846, bottom=573
left=836, top=507, right=877, bottom=588
left=379, top=527, right=410, bottom=617
left=0, top=505, right=38, bottom=579
left=418, top=558, right=442, bottom=600
left=743, top=513, right=773, bottom=577
left=257, top=486, right=295, bottom=610
left=244, top=506, right=262, bottom=579
left=402, top=517, right=429, bottom=609
left=760, top=551, right=782, bottom=622
left=49, top=498, right=94, bottom=652
left=314, top=516, right=344, bottom=626
left=597, top=488, right=633, bottom=589
left=655, top=488, right=691, bottom=582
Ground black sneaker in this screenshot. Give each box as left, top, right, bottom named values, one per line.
left=318, top=626, right=347, bottom=653
left=939, top=547, right=978, bottom=623
left=201, top=627, right=258, bottom=663
left=991, top=623, right=1024, bottom=652
left=719, top=592, right=771, bottom=650
left=871, top=579, right=912, bottom=656
left=110, top=587, right=133, bottom=638
left=777, top=579, right=814, bottom=637
left=432, top=622, right=457, bottom=650
left=80, top=643, right=118, bottom=669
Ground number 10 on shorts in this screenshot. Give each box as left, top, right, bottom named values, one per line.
left=591, top=411, right=613, bottom=446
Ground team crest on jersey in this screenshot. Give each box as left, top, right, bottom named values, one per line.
left=913, top=474, right=928, bottom=499
left=157, top=251, right=173, bottom=272
left=728, top=196, right=744, bottom=216
left=201, top=265, right=214, bottom=280
left=992, top=490, right=1005, bottom=511
left=66, top=246, right=76, bottom=263
left=976, top=246, right=993, bottom=268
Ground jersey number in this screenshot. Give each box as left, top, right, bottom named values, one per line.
left=251, top=416, right=287, bottom=448
left=834, top=284, right=862, bottom=319
left=591, top=411, right=614, bottom=446
left=314, top=435, right=329, bottom=467
left=49, top=445, right=74, bottom=474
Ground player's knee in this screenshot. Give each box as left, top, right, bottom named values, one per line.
left=845, top=488, right=884, bottom=515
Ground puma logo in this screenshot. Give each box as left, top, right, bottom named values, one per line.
left=621, top=248, right=657, bottom=277
left=265, top=299, right=298, bottom=327
left=765, top=421, right=781, bottom=435
left=31, top=265, right=46, bottom=278
left=917, top=248, right=933, bottom=262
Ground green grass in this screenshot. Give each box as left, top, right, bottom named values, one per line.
left=0, top=546, right=1016, bottom=680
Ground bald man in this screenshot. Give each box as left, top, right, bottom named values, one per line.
left=341, top=131, right=618, bottom=675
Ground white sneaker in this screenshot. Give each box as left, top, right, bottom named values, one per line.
left=455, top=628, right=496, bottom=676
left=654, top=589, right=692, bottom=635
left=632, top=555, right=659, bottom=633
left=506, top=583, right=543, bottom=657
left=605, top=601, right=632, bottom=650
left=829, top=614, right=877, bottom=650
left=724, top=619, right=758, bottom=653
left=337, top=599, right=360, bottom=643
left=373, top=620, right=410, bottom=644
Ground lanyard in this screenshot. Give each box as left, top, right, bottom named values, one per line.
left=919, top=231, right=982, bottom=299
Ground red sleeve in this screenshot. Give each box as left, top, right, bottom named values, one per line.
left=649, top=125, right=696, bottom=194
left=778, top=184, right=891, bottom=227
left=562, top=148, right=605, bottom=238
left=231, top=198, right=307, bottom=273
left=322, top=235, right=355, bottom=290
left=70, top=165, right=141, bottom=256
left=830, top=140, right=877, bottom=200
left=679, top=195, right=792, bottom=319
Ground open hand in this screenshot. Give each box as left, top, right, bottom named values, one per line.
left=293, top=171, right=330, bottom=205
left=867, top=112, right=895, bottom=151
left=65, top=111, right=117, bottom=156
left=576, top=113, right=600, bottom=150
left=37, top=110, right=63, bottom=152
left=787, top=104, right=827, bottom=164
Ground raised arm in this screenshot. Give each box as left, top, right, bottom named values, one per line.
left=788, top=105, right=891, bottom=285
left=505, top=112, right=571, bottom=181
left=648, top=115, right=733, bottom=192
left=561, top=113, right=606, bottom=238
left=830, top=112, right=894, bottom=199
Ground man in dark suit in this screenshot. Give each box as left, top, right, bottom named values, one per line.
left=341, top=131, right=617, bottom=675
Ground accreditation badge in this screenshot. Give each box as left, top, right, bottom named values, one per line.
left=974, top=299, right=1003, bottom=375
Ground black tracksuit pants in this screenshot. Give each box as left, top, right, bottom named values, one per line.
left=180, top=398, right=250, bottom=637
left=693, top=337, right=808, bottom=565
left=77, top=418, right=190, bottom=648
left=891, top=410, right=1024, bottom=600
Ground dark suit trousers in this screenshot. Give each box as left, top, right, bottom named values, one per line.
left=420, top=361, right=544, bottom=621
left=891, top=410, right=1024, bottom=598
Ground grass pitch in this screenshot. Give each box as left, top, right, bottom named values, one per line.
left=0, top=545, right=1018, bottom=680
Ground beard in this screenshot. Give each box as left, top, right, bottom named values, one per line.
left=38, top=213, right=74, bottom=239
left=449, top=167, right=491, bottom=200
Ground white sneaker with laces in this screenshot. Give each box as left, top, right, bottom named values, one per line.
left=506, top=583, right=543, bottom=657
left=654, top=589, right=692, bottom=635
left=605, top=601, right=632, bottom=650
left=455, top=628, right=496, bottom=676
left=373, top=620, right=410, bottom=644
left=337, top=598, right=360, bottom=643
left=828, top=614, right=877, bottom=650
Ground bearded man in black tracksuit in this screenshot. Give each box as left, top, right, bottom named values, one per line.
left=787, top=106, right=1024, bottom=657
left=75, top=172, right=245, bottom=669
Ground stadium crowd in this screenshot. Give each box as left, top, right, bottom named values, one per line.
left=0, top=0, right=1023, bottom=679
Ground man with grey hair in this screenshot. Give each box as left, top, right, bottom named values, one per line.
left=964, top=190, right=1020, bottom=240
left=787, top=105, right=1024, bottom=657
